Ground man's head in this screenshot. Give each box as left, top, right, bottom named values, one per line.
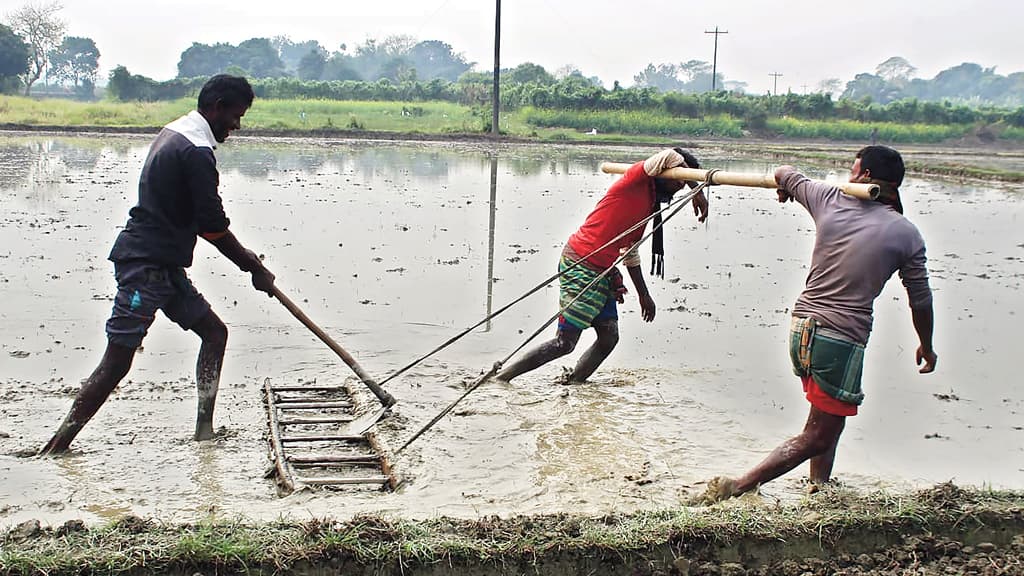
left=654, top=147, right=702, bottom=199
left=197, top=74, right=255, bottom=143
left=852, top=145, right=905, bottom=213
left=851, top=145, right=904, bottom=185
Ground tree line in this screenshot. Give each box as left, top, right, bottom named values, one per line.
left=3, top=2, right=1024, bottom=129
left=1, top=2, right=98, bottom=97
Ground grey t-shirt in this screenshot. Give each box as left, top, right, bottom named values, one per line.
left=780, top=168, right=932, bottom=344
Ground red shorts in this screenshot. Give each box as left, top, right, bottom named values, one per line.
left=802, top=375, right=858, bottom=417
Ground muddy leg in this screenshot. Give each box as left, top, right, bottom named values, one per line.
left=497, top=327, right=581, bottom=382
left=191, top=311, right=228, bottom=441
left=733, top=406, right=846, bottom=495
left=809, top=417, right=845, bottom=485
left=40, top=343, right=136, bottom=455
left=568, top=320, right=619, bottom=383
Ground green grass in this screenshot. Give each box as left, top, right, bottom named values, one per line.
left=765, top=117, right=969, bottom=143
left=0, top=95, right=1018, bottom=146
left=1, top=484, right=1021, bottom=575
left=518, top=106, right=745, bottom=137
left=244, top=99, right=481, bottom=133
left=0, top=95, right=191, bottom=126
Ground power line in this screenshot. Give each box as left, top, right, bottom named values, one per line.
left=769, top=71, right=783, bottom=96
left=704, top=26, right=728, bottom=91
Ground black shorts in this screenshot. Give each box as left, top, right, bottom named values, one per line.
left=105, top=261, right=211, bottom=348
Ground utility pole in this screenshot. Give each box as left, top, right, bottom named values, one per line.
left=491, top=0, right=501, bottom=137
left=704, top=26, right=728, bottom=91
left=769, top=72, right=783, bottom=96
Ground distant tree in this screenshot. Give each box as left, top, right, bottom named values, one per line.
left=816, top=77, right=842, bottom=97
left=928, top=62, right=989, bottom=101
left=235, top=37, right=285, bottom=78
left=296, top=48, right=326, bottom=80
left=554, top=64, right=582, bottom=80
left=633, top=60, right=720, bottom=93
left=176, top=38, right=284, bottom=78
left=321, top=52, right=360, bottom=81
left=875, top=56, right=917, bottom=83
left=677, top=59, right=717, bottom=92
left=7, top=1, right=66, bottom=95
left=0, top=23, right=30, bottom=92
left=378, top=56, right=414, bottom=82
left=177, top=42, right=234, bottom=77
left=634, top=63, right=684, bottom=91
left=506, top=62, right=555, bottom=85
left=842, top=72, right=903, bottom=104
left=407, top=40, right=472, bottom=81
left=380, top=34, right=416, bottom=57
left=48, top=35, right=98, bottom=97
left=272, top=36, right=324, bottom=73
left=108, top=65, right=192, bottom=101
left=722, top=80, right=748, bottom=94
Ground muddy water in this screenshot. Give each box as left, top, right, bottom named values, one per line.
left=1, top=134, right=1021, bottom=527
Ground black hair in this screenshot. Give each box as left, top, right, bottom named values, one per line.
left=197, top=74, right=255, bottom=111
left=673, top=147, right=700, bottom=170
left=856, top=145, right=904, bottom=186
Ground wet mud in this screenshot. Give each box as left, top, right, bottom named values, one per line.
left=0, top=134, right=1021, bottom=529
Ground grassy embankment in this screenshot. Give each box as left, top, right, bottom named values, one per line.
left=5, top=94, right=1020, bottom=145
left=1, top=484, right=1022, bottom=575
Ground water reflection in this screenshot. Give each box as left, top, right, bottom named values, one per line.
left=486, top=155, right=498, bottom=330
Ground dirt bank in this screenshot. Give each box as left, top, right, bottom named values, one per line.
left=2, top=484, right=1021, bottom=575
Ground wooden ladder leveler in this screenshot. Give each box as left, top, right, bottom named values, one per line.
left=263, top=379, right=398, bottom=493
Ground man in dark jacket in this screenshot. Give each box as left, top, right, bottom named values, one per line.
left=41, top=74, right=275, bottom=454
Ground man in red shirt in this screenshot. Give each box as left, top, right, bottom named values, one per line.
left=497, top=148, right=708, bottom=383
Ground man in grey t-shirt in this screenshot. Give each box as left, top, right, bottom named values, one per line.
left=703, top=145, right=937, bottom=502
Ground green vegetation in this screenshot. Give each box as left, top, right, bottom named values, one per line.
left=1, top=484, right=1021, bottom=575
left=520, top=107, right=744, bottom=138
left=0, top=95, right=189, bottom=126
left=764, top=118, right=970, bottom=143
left=4, top=94, right=1023, bottom=149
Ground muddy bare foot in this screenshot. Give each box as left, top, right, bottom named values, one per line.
left=689, top=476, right=739, bottom=506
left=194, top=423, right=215, bottom=441
left=38, top=436, right=72, bottom=456
left=557, top=366, right=586, bottom=385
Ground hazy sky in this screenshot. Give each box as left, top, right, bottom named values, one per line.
left=14, top=0, right=1024, bottom=95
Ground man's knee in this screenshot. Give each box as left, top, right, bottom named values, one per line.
left=594, top=322, right=619, bottom=351
left=95, top=342, right=136, bottom=383
left=193, top=312, right=228, bottom=347
left=554, top=329, right=581, bottom=355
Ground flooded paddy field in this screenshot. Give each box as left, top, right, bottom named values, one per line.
left=0, top=134, right=1021, bottom=530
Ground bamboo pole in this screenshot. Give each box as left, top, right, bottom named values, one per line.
left=271, top=287, right=396, bottom=408
left=599, top=162, right=879, bottom=200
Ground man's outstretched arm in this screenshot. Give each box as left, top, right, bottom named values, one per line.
left=203, top=230, right=276, bottom=295
left=911, top=304, right=937, bottom=373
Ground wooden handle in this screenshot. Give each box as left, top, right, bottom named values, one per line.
left=271, top=287, right=396, bottom=408
left=599, top=162, right=879, bottom=200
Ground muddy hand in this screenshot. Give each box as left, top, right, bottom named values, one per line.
left=916, top=346, right=937, bottom=374
left=251, top=268, right=276, bottom=296
left=640, top=294, right=656, bottom=322
left=692, top=190, right=709, bottom=222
